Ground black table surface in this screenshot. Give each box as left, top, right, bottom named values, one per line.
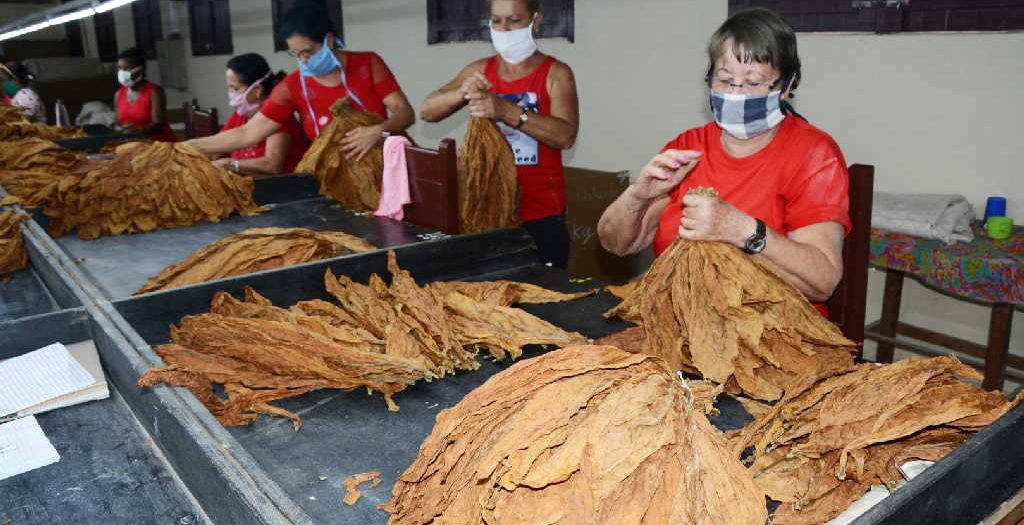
left=54, top=198, right=437, bottom=300
left=0, top=388, right=205, bottom=525
left=0, top=267, right=59, bottom=323
left=180, top=264, right=754, bottom=525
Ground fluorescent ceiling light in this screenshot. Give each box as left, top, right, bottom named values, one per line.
left=50, top=8, right=96, bottom=26
left=94, top=0, right=139, bottom=14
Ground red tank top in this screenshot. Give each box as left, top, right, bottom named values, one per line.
left=116, top=82, right=177, bottom=142
left=484, top=55, right=565, bottom=222
left=221, top=108, right=309, bottom=173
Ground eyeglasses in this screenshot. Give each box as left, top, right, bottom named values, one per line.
left=705, top=75, right=784, bottom=93
left=286, top=46, right=318, bottom=61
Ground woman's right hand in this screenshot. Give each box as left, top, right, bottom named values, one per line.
left=458, top=72, right=491, bottom=99
left=631, top=149, right=703, bottom=201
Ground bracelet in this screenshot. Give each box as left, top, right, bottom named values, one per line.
left=231, top=159, right=241, bottom=174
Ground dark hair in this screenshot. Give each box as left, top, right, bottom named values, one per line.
left=226, top=53, right=286, bottom=93
left=4, top=61, right=35, bottom=84
left=706, top=8, right=801, bottom=92
left=279, top=2, right=335, bottom=43
left=118, top=47, right=147, bottom=70
left=487, top=0, right=542, bottom=15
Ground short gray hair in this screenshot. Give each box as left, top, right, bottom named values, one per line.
left=707, top=8, right=801, bottom=91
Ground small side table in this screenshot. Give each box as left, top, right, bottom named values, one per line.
left=863, top=223, right=1023, bottom=391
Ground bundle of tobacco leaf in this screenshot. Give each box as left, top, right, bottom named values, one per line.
left=0, top=209, right=28, bottom=281
left=294, top=98, right=384, bottom=210
left=135, top=227, right=376, bottom=294
left=138, top=251, right=590, bottom=428
left=456, top=117, right=519, bottom=233
left=0, top=104, right=85, bottom=140
left=44, top=141, right=261, bottom=239
left=605, top=190, right=856, bottom=400
left=732, top=356, right=1022, bottom=525
left=0, top=138, right=82, bottom=207
left=383, top=345, right=767, bottom=525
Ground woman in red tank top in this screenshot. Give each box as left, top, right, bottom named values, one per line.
left=210, top=53, right=309, bottom=176
left=421, top=0, right=579, bottom=268
left=114, top=48, right=176, bottom=142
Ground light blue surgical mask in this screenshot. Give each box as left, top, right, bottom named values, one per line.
left=298, top=36, right=342, bottom=77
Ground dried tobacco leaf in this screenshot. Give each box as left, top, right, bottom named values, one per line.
left=135, top=227, right=376, bottom=294
left=734, top=356, right=1024, bottom=525
left=343, top=470, right=382, bottom=506
left=606, top=237, right=856, bottom=401
left=383, top=345, right=768, bottom=525
left=0, top=105, right=85, bottom=140
left=0, top=138, right=81, bottom=207
left=457, top=117, right=518, bottom=233
left=138, top=250, right=592, bottom=428
left=427, top=279, right=595, bottom=306
left=45, top=141, right=261, bottom=239
left=295, top=98, right=384, bottom=210
left=0, top=209, right=28, bottom=280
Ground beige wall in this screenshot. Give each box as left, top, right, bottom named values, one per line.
left=46, top=0, right=1024, bottom=388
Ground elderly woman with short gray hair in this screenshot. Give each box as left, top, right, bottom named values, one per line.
left=598, top=8, right=851, bottom=316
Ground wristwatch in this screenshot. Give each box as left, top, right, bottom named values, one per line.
left=231, top=159, right=241, bottom=174
left=514, top=108, right=529, bottom=130
left=742, top=219, right=767, bottom=254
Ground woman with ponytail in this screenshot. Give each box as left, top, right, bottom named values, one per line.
left=211, top=53, right=309, bottom=176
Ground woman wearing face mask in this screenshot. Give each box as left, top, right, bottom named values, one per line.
left=114, top=47, right=176, bottom=142
left=1, top=61, right=46, bottom=123
left=421, top=0, right=579, bottom=269
left=185, top=3, right=414, bottom=163
left=209, top=53, right=309, bottom=176
left=598, top=8, right=850, bottom=314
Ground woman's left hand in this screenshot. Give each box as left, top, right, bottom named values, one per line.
left=211, top=157, right=232, bottom=169
left=678, top=194, right=757, bottom=248
left=340, top=124, right=384, bottom=162
left=466, top=91, right=516, bottom=123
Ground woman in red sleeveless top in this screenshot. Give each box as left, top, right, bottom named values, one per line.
left=113, top=48, right=176, bottom=142
left=185, top=4, right=414, bottom=165
left=421, top=0, right=579, bottom=268
left=210, top=53, right=308, bottom=176
left=597, top=9, right=850, bottom=314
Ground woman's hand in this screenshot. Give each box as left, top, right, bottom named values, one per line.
left=678, top=194, right=756, bottom=247
left=631, top=150, right=702, bottom=201
left=340, top=124, right=384, bottom=162
left=466, top=91, right=517, bottom=122
left=211, top=157, right=232, bottom=170
left=458, top=72, right=492, bottom=99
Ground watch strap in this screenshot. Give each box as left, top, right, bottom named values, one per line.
left=742, top=219, right=767, bottom=254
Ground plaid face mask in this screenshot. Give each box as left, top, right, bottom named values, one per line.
left=709, top=90, right=785, bottom=140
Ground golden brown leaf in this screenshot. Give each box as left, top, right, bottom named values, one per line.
left=343, top=470, right=382, bottom=506
left=456, top=117, right=518, bottom=233
left=0, top=209, right=28, bottom=280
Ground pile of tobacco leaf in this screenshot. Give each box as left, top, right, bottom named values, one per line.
left=0, top=138, right=81, bottom=207
left=295, top=98, right=384, bottom=210
left=383, top=345, right=768, bottom=525
left=135, top=227, right=376, bottom=294
left=457, top=117, right=518, bottom=233
left=0, top=209, right=28, bottom=280
left=44, top=141, right=261, bottom=239
left=0, top=104, right=85, bottom=140
left=732, top=356, right=1022, bottom=525
left=137, top=251, right=591, bottom=429
left=605, top=236, right=856, bottom=401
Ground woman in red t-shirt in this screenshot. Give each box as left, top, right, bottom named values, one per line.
left=598, top=9, right=851, bottom=314
left=210, top=53, right=309, bottom=176
left=184, top=4, right=414, bottom=164
left=113, top=48, right=176, bottom=142
left=420, top=0, right=579, bottom=268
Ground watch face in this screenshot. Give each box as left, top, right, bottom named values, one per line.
left=747, top=236, right=767, bottom=253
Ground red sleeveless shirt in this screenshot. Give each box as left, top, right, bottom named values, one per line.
left=116, top=82, right=177, bottom=142
left=484, top=55, right=565, bottom=222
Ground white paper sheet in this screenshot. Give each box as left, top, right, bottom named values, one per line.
left=0, top=415, right=60, bottom=481
left=0, top=343, right=96, bottom=418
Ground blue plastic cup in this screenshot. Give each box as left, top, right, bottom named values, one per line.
left=984, top=197, right=1007, bottom=222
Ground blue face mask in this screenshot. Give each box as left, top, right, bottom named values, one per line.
left=709, top=90, right=785, bottom=140
left=298, top=36, right=342, bottom=77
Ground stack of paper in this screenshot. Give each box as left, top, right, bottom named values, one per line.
left=0, top=415, right=60, bottom=481
left=0, top=342, right=109, bottom=422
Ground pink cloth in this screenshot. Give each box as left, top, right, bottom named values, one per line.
left=375, top=135, right=412, bottom=221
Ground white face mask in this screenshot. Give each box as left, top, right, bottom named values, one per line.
left=490, top=18, right=538, bottom=65
left=117, top=67, right=141, bottom=87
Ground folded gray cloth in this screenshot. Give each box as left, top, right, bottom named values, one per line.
left=871, top=193, right=975, bottom=244
left=74, top=101, right=117, bottom=128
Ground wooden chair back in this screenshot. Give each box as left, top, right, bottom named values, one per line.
left=183, top=98, right=219, bottom=139
left=403, top=138, right=460, bottom=235
left=827, top=163, right=875, bottom=346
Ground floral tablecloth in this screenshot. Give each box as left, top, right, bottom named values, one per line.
left=869, top=223, right=1024, bottom=305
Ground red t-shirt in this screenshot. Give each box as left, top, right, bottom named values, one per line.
left=653, top=117, right=851, bottom=315
left=221, top=108, right=309, bottom=174
left=484, top=55, right=565, bottom=222
left=116, top=82, right=177, bottom=142
left=260, top=51, right=400, bottom=141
